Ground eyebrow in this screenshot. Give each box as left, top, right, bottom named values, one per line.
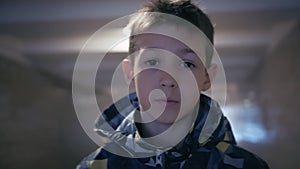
left=179, top=48, right=206, bottom=65
left=139, top=46, right=199, bottom=60
left=180, top=48, right=196, bottom=54
left=179, top=48, right=199, bottom=60
left=141, top=46, right=196, bottom=54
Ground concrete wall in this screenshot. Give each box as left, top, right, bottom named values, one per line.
left=256, top=21, right=300, bottom=169
left=0, top=57, right=97, bottom=169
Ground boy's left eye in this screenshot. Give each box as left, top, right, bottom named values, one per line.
left=180, top=61, right=195, bottom=69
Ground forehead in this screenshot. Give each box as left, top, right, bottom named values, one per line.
left=134, top=34, right=188, bottom=51
left=133, top=34, right=206, bottom=65
left=132, top=24, right=207, bottom=60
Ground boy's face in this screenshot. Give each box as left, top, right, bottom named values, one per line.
left=123, top=26, right=211, bottom=124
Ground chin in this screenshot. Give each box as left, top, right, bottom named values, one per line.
left=156, top=116, right=179, bottom=125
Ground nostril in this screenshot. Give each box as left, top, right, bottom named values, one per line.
left=160, top=82, right=176, bottom=88
left=160, top=74, right=177, bottom=88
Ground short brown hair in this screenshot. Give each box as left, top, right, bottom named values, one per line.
left=127, top=0, right=214, bottom=66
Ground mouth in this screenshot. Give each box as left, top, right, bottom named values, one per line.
left=154, top=99, right=180, bottom=105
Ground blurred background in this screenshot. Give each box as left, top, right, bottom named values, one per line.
left=1, top=0, right=300, bottom=168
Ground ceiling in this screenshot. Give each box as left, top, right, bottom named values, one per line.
left=1, top=0, right=300, bottom=106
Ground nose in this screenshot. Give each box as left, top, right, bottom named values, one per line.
left=159, top=72, right=178, bottom=88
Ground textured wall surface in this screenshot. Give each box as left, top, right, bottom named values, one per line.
left=0, top=58, right=97, bottom=169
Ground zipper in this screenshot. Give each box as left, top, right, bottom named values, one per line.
left=155, top=150, right=165, bottom=169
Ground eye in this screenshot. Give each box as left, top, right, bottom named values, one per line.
left=180, top=61, right=195, bottom=69
left=145, top=59, right=158, bottom=66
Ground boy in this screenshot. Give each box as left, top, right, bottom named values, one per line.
left=77, top=0, right=269, bottom=168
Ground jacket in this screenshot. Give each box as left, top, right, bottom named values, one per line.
left=76, top=93, right=269, bottom=169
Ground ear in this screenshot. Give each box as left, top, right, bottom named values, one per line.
left=122, top=58, right=134, bottom=84
left=202, top=63, right=218, bottom=91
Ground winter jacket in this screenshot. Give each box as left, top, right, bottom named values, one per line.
left=76, top=93, right=269, bottom=169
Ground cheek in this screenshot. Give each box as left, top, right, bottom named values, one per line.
left=135, top=71, right=155, bottom=89
left=179, top=83, right=199, bottom=105
left=178, top=73, right=202, bottom=107
left=134, top=72, right=156, bottom=109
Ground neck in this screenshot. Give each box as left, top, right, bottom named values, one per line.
left=137, top=111, right=197, bottom=148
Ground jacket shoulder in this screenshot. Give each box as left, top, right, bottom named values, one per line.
left=76, top=148, right=111, bottom=169
left=228, top=145, right=269, bottom=169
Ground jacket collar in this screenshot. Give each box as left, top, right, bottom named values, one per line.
left=94, top=93, right=235, bottom=158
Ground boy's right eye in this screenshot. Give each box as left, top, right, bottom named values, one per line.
left=145, top=59, right=158, bottom=66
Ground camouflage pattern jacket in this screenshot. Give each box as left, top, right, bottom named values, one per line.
left=76, top=93, right=269, bottom=169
